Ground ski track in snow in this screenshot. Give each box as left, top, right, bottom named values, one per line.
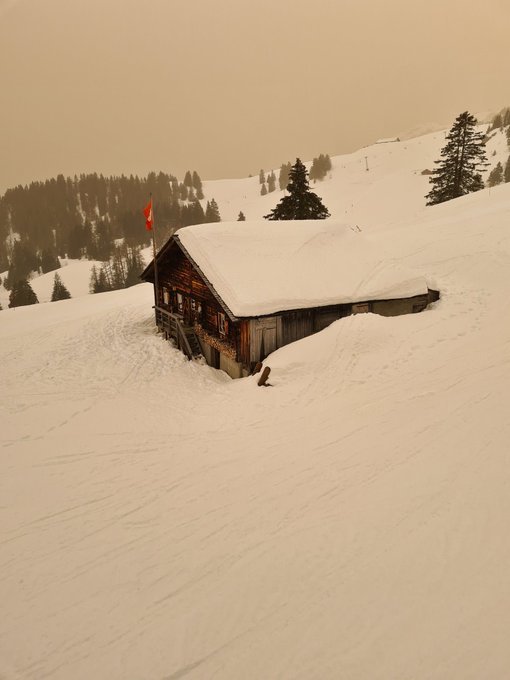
left=2, top=136, right=510, bottom=679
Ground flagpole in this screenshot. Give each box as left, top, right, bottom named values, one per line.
left=150, top=193, right=160, bottom=310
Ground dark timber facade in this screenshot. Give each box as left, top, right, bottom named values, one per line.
left=141, top=234, right=440, bottom=379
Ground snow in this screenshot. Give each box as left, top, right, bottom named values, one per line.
left=2, top=127, right=510, bottom=679
left=202, top=124, right=507, bottom=231
left=177, top=220, right=430, bottom=317
left=0, top=249, right=152, bottom=309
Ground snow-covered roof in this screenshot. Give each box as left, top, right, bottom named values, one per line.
left=173, top=220, right=429, bottom=318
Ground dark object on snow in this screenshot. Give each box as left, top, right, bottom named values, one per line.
left=257, top=366, right=271, bottom=386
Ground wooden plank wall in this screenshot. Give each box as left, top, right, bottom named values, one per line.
left=158, top=243, right=237, bottom=347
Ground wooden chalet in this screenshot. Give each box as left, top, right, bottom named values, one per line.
left=140, top=220, right=439, bottom=379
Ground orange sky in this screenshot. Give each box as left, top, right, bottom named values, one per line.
left=0, top=0, right=508, bottom=191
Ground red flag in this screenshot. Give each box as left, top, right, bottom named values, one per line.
left=143, top=198, right=153, bottom=231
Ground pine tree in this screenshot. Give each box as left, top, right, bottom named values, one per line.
left=192, top=171, right=204, bottom=199
left=189, top=200, right=205, bottom=225
left=504, top=156, right=510, bottom=184
left=259, top=169, right=265, bottom=184
left=4, top=241, right=39, bottom=290
left=426, top=112, right=488, bottom=206
left=310, top=154, right=331, bottom=182
left=205, top=199, right=221, bottom=223
left=40, top=248, right=61, bottom=274
left=487, top=162, right=503, bottom=187
left=491, top=113, right=503, bottom=130
left=124, top=247, right=144, bottom=287
left=278, top=162, right=292, bottom=190
left=50, top=272, right=71, bottom=301
left=94, top=219, right=114, bottom=261
left=506, top=126, right=510, bottom=150
left=89, top=265, right=110, bottom=293
left=183, top=170, right=193, bottom=187
left=503, top=108, right=510, bottom=127
left=8, top=279, right=39, bottom=307
left=260, top=182, right=267, bottom=196
left=267, top=171, right=276, bottom=193
left=264, top=158, right=330, bottom=220
left=237, top=211, right=246, bottom=221
left=179, top=183, right=188, bottom=201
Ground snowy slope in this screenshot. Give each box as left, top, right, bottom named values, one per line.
left=204, top=124, right=508, bottom=229
left=0, top=248, right=152, bottom=309
left=2, top=172, right=510, bottom=680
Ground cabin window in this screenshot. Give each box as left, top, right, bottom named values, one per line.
left=218, top=312, right=227, bottom=336
left=176, top=292, right=183, bottom=313
left=163, top=288, right=170, bottom=305
left=191, top=299, right=202, bottom=319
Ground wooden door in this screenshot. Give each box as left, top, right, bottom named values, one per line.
left=250, top=317, right=278, bottom=363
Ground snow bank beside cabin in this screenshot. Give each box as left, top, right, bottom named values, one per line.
left=177, top=220, right=430, bottom=317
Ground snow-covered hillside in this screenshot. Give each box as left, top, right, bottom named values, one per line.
left=204, top=124, right=508, bottom=227
left=2, top=132, right=510, bottom=679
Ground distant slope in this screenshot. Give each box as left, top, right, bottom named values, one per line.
left=204, top=124, right=508, bottom=229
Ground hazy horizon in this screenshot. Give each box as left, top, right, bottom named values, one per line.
left=1, top=0, right=508, bottom=192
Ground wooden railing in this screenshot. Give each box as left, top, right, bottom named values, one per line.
left=154, top=306, right=197, bottom=360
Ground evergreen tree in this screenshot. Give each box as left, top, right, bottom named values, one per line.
left=183, top=170, right=193, bottom=187
left=40, top=248, right=61, bottom=274
left=205, top=199, right=221, bottom=223
left=51, top=272, right=71, bottom=301
left=89, top=265, right=110, bottom=293
left=124, top=247, right=145, bottom=287
left=487, top=162, right=503, bottom=187
left=94, top=219, right=114, bottom=261
left=67, top=223, right=86, bottom=259
left=506, top=126, right=510, bottom=150
left=8, top=278, right=39, bottom=307
left=259, top=169, right=265, bottom=184
left=503, top=108, right=510, bottom=127
left=265, top=158, right=330, bottom=220
left=192, top=171, right=204, bottom=199
left=504, top=156, right=510, bottom=184
left=237, top=211, right=246, bottom=221
left=491, top=113, right=503, bottom=130
left=260, top=182, right=267, bottom=196
left=267, top=171, right=276, bottom=192
left=309, top=154, right=332, bottom=182
left=186, top=200, right=206, bottom=225
left=426, top=112, right=488, bottom=206
left=4, top=241, right=39, bottom=290
left=278, top=162, right=292, bottom=190
left=0, top=248, right=8, bottom=275
left=179, top=183, right=188, bottom=201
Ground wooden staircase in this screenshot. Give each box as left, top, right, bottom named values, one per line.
left=154, top=306, right=202, bottom=360
left=183, top=326, right=202, bottom=358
